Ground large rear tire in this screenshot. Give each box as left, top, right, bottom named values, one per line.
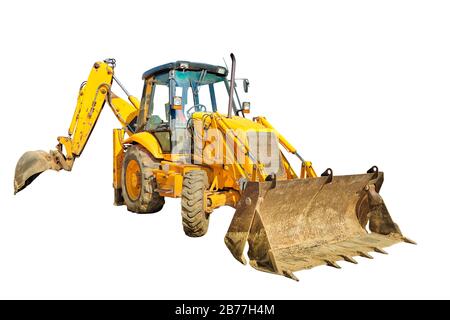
left=181, top=170, right=209, bottom=237
left=122, top=145, right=164, bottom=213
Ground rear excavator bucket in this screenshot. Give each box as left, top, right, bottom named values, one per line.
left=14, top=150, right=64, bottom=194
left=225, top=167, right=414, bottom=281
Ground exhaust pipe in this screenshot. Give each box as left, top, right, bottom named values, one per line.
left=227, top=53, right=236, bottom=118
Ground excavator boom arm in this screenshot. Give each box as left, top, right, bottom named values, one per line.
left=63, top=61, right=138, bottom=159
left=14, top=60, right=139, bottom=193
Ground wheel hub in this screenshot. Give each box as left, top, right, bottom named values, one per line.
left=125, top=159, right=141, bottom=201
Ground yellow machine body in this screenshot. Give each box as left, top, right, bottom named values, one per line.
left=14, top=59, right=413, bottom=280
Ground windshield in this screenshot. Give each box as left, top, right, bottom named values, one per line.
left=148, top=68, right=249, bottom=119
left=141, top=68, right=249, bottom=132
left=172, top=70, right=231, bottom=116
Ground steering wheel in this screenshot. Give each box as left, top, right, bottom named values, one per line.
left=186, top=104, right=207, bottom=118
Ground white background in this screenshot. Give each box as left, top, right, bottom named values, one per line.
left=0, top=0, right=448, bottom=299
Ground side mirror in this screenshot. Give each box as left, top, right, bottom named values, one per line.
left=243, top=79, right=250, bottom=93
left=242, top=101, right=251, bottom=114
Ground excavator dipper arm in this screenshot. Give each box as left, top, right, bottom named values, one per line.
left=14, top=60, right=139, bottom=194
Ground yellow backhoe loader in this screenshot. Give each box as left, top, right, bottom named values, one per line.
left=14, top=55, right=414, bottom=280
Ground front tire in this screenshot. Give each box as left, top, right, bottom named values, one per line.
left=122, top=145, right=164, bottom=213
left=181, top=170, right=209, bottom=237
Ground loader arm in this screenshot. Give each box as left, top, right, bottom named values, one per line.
left=254, top=116, right=317, bottom=178
left=14, top=60, right=139, bottom=193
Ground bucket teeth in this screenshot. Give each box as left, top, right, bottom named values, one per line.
left=283, top=270, right=299, bottom=281
left=341, top=255, right=358, bottom=264
left=325, top=260, right=341, bottom=269
left=358, top=251, right=374, bottom=259
left=403, top=237, right=417, bottom=245
left=373, top=247, right=388, bottom=255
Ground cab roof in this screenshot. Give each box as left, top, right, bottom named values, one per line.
left=142, top=61, right=228, bottom=80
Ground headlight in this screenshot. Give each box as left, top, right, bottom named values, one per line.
left=242, top=101, right=251, bottom=114
left=173, top=96, right=183, bottom=110
left=179, top=62, right=189, bottom=69
left=217, top=67, right=226, bottom=75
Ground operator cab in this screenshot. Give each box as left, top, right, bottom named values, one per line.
left=137, top=61, right=246, bottom=154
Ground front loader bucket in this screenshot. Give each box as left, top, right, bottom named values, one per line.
left=225, top=169, right=413, bottom=280
left=14, top=150, right=63, bottom=194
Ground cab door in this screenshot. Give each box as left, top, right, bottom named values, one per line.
left=137, top=73, right=191, bottom=158
left=137, top=76, right=172, bottom=153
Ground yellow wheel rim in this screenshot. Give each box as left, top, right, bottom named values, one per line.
left=125, top=159, right=141, bottom=201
